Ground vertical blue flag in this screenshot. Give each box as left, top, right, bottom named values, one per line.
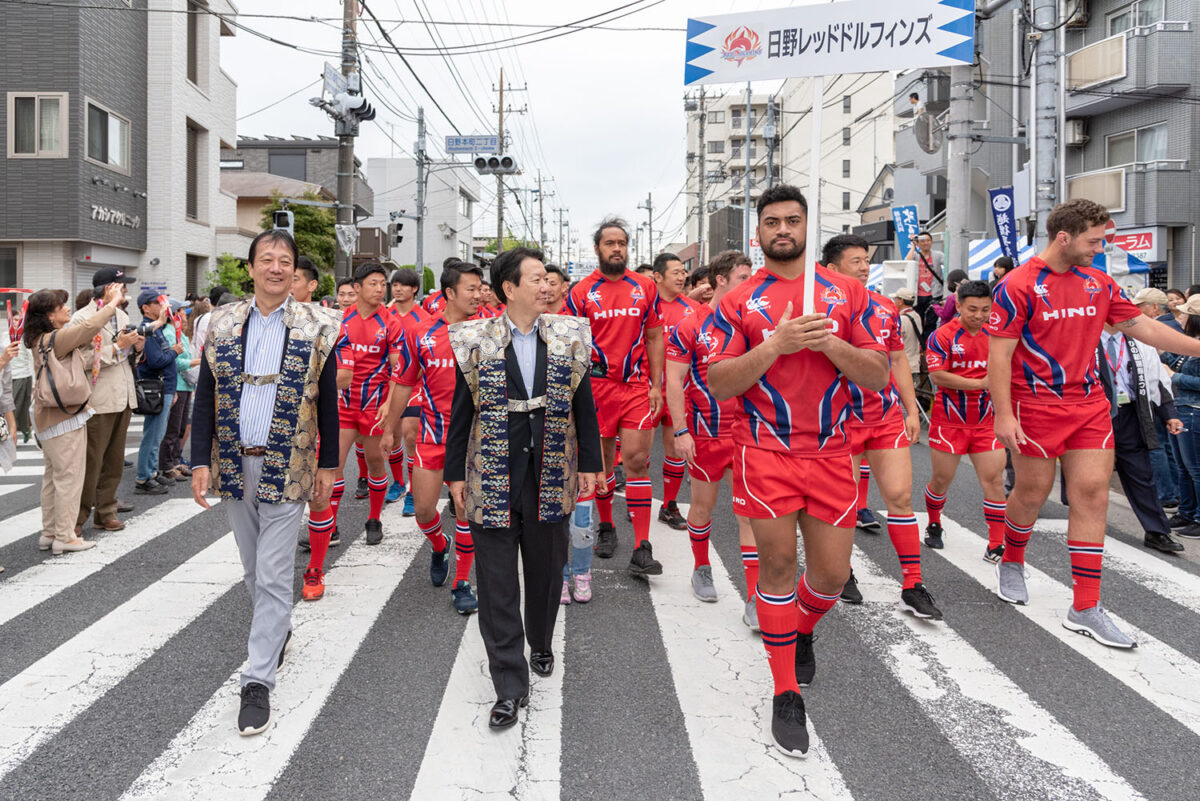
left=892, top=204, right=920, bottom=257
left=989, top=187, right=1019, bottom=261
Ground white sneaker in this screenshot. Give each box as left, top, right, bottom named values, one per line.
left=52, top=538, right=96, bottom=555
left=1062, top=604, right=1137, bottom=649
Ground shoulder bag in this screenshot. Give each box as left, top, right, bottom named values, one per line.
left=34, top=331, right=91, bottom=415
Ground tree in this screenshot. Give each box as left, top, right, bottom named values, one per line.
left=260, top=191, right=337, bottom=282
left=482, top=230, right=532, bottom=254
left=205, top=253, right=251, bottom=296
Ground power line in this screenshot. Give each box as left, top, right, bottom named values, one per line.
left=237, top=78, right=321, bottom=121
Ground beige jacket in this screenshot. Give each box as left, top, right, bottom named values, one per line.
left=68, top=304, right=136, bottom=415
left=31, top=304, right=119, bottom=432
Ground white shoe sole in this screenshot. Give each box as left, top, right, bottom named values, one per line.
left=692, top=587, right=718, bottom=603
left=1061, top=618, right=1137, bottom=649
left=238, top=717, right=271, bottom=737
left=898, top=600, right=942, bottom=621
left=770, top=733, right=810, bottom=759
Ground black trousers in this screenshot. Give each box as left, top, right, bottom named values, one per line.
left=471, top=476, right=569, bottom=700
left=1113, top=404, right=1171, bottom=537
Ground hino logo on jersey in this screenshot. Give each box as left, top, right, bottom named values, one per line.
left=592, top=307, right=643, bottom=320
left=349, top=343, right=383, bottom=354
left=951, top=360, right=987, bottom=369
left=1041, top=306, right=1097, bottom=321
left=425, top=358, right=456, bottom=369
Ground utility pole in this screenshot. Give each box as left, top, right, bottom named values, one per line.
left=945, top=63, right=974, bottom=276
left=415, top=106, right=427, bottom=278
left=335, top=0, right=357, bottom=279
left=537, top=171, right=545, bottom=249
left=1032, top=0, right=1058, bottom=241
left=493, top=68, right=527, bottom=251
left=743, top=82, right=752, bottom=253
left=696, top=87, right=707, bottom=267
left=557, top=207, right=567, bottom=267
left=765, top=93, right=777, bottom=190
left=638, top=193, right=654, bottom=259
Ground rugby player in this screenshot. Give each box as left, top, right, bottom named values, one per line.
left=652, top=251, right=699, bottom=530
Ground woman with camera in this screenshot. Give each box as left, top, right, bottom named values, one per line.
left=25, top=282, right=123, bottom=554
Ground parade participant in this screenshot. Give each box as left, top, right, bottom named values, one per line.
left=335, top=277, right=357, bottom=311
left=652, top=251, right=698, bottom=531
left=566, top=218, right=665, bottom=577
left=922, top=280, right=1008, bottom=560
left=383, top=268, right=425, bottom=504
left=190, top=229, right=340, bottom=735
left=707, top=185, right=889, bottom=757
left=665, top=249, right=756, bottom=614
left=382, top=262, right=484, bottom=613
left=445, top=247, right=603, bottom=729
left=333, top=263, right=411, bottom=548
left=544, top=264, right=568, bottom=315
left=989, top=198, right=1200, bottom=648
left=824, top=234, right=942, bottom=620
left=290, top=256, right=320, bottom=305
left=421, top=257, right=458, bottom=316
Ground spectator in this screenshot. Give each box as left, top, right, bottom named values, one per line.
left=134, top=290, right=179, bottom=494
left=1167, top=288, right=1185, bottom=312
left=159, top=305, right=199, bottom=481
left=934, top=269, right=968, bottom=325
left=634, top=263, right=654, bottom=276
left=74, top=289, right=93, bottom=311
left=0, top=332, right=17, bottom=473
left=1168, top=296, right=1200, bottom=538
left=26, top=284, right=124, bottom=553
left=990, top=256, right=1014, bottom=286
left=192, top=288, right=226, bottom=357
left=70, top=268, right=144, bottom=530
left=1187, top=284, right=1200, bottom=299
left=904, top=230, right=945, bottom=330
left=893, top=287, right=923, bottom=381
left=10, top=334, right=33, bottom=443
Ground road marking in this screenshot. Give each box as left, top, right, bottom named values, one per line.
left=14, top=446, right=138, bottom=466
left=409, top=578, right=565, bottom=800
left=119, top=505, right=424, bottom=801
left=645, top=507, right=855, bottom=800
left=0, top=483, right=34, bottom=499
left=0, top=532, right=243, bottom=782
left=933, top=512, right=1200, bottom=738
left=849, top=544, right=1144, bottom=801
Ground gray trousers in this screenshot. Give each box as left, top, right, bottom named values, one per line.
left=226, top=455, right=306, bottom=690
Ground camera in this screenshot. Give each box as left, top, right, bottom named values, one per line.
left=124, top=323, right=152, bottom=337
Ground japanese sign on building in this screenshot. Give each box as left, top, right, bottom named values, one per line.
left=444, top=135, right=500, bottom=154
left=684, top=0, right=975, bottom=85
left=891, top=204, right=920, bottom=258
left=988, top=186, right=1019, bottom=262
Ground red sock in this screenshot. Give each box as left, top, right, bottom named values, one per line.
left=626, top=477, right=652, bottom=546
left=857, top=463, right=871, bottom=511
left=1068, top=540, right=1104, bottom=611
left=389, top=447, right=405, bottom=487
left=355, top=444, right=367, bottom=479
left=887, top=513, right=923, bottom=589
left=418, top=515, right=448, bottom=552
left=596, top=472, right=615, bottom=525
left=453, top=518, right=474, bottom=583
left=367, top=474, right=387, bottom=520
left=329, top=479, right=345, bottom=523
left=796, top=572, right=840, bottom=634
left=741, top=545, right=759, bottom=598
left=756, top=585, right=800, bottom=695
left=306, top=505, right=334, bottom=571
left=924, top=485, right=946, bottom=525
left=1002, top=515, right=1034, bottom=564
left=687, top=518, right=711, bottom=569
left=406, top=454, right=414, bottom=486
left=984, top=499, right=1007, bottom=550
left=662, top=457, right=685, bottom=504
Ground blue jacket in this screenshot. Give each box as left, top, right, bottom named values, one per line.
left=138, top=317, right=178, bottom=390
left=1172, top=356, right=1200, bottom=409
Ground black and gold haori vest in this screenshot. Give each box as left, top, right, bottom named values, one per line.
left=449, top=313, right=592, bottom=528
left=204, top=297, right=340, bottom=504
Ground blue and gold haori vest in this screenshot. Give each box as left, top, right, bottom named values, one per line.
left=204, top=298, right=340, bottom=504
left=448, top=313, right=592, bottom=528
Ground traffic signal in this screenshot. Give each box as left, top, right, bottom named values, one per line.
left=473, top=155, right=518, bottom=175
left=333, top=92, right=376, bottom=123
left=272, top=210, right=294, bottom=239
left=387, top=221, right=403, bottom=246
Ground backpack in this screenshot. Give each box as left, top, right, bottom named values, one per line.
left=34, top=331, right=91, bottom=415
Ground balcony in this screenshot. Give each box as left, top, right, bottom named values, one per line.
left=1065, top=22, right=1191, bottom=116
left=1065, top=160, right=1191, bottom=226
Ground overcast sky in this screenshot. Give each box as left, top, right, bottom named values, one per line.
left=221, top=0, right=787, bottom=252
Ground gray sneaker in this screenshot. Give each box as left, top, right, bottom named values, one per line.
left=691, top=565, right=717, bottom=603
left=996, top=561, right=1029, bottom=605
left=743, top=595, right=760, bottom=632
left=1063, top=604, right=1137, bottom=649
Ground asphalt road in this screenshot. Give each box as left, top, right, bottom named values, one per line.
left=1, top=419, right=1198, bottom=801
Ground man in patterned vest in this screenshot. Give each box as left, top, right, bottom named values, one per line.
left=445, top=247, right=604, bottom=730
left=190, top=229, right=341, bottom=736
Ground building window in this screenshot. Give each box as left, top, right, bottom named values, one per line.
left=842, top=127, right=851, bottom=146
left=708, top=110, right=725, bottom=124
left=707, top=141, right=725, bottom=154
left=1106, top=122, right=1167, bottom=166
left=842, top=159, right=851, bottom=179
left=186, top=123, right=200, bottom=220
left=459, top=191, right=472, bottom=219
left=843, top=225, right=851, bottom=233
left=268, top=149, right=306, bottom=181
left=843, top=95, right=852, bottom=113
left=6, top=92, right=68, bottom=158
left=187, top=1, right=201, bottom=85
left=186, top=255, right=205, bottom=298
left=1108, top=0, right=1164, bottom=35
left=731, top=143, right=742, bottom=160
left=0, top=246, right=19, bottom=311
left=842, top=192, right=851, bottom=210
left=707, top=200, right=722, bottom=213
left=705, top=170, right=723, bottom=182
left=85, top=100, right=130, bottom=173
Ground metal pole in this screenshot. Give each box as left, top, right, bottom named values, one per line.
left=1057, top=0, right=1067, bottom=204
left=538, top=171, right=545, bottom=249
left=945, top=63, right=974, bottom=278
left=803, top=76, right=824, bottom=314
left=496, top=67, right=505, bottom=249
left=646, top=193, right=654, bottom=259
left=557, top=208, right=565, bottom=267
left=743, top=82, right=751, bottom=253
left=415, top=107, right=426, bottom=277
left=697, top=87, right=707, bottom=266
left=766, top=93, right=776, bottom=190
left=335, top=0, right=357, bottom=279
left=1033, top=0, right=1057, bottom=243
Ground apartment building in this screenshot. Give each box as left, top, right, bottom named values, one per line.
left=364, top=157, right=480, bottom=271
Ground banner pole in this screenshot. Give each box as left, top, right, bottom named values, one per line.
left=804, top=75, right=823, bottom=315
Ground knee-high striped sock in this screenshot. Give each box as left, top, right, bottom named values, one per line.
left=626, top=478, right=653, bottom=546
left=662, top=457, right=686, bottom=504
left=756, top=585, right=800, bottom=696
left=983, top=499, right=1007, bottom=550
left=796, top=572, right=840, bottom=635
left=329, top=479, right=345, bottom=523
left=857, top=463, right=871, bottom=511
left=924, top=485, right=947, bottom=525
left=355, top=443, right=367, bottom=479
left=741, top=545, right=759, bottom=598
left=306, top=505, right=335, bottom=572
left=596, top=472, right=615, bottom=525
left=367, top=474, right=388, bottom=520
left=406, top=454, right=415, bottom=486
left=1068, top=540, right=1104, bottom=611
left=687, top=519, right=711, bottom=569
left=887, top=514, right=923, bottom=589
left=453, top=518, right=474, bottom=583
left=389, top=447, right=405, bottom=487
left=1002, top=516, right=1034, bottom=564
left=417, top=515, right=448, bottom=552
left=614, top=437, right=623, bottom=466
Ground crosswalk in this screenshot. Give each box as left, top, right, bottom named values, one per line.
left=2, top=437, right=1200, bottom=800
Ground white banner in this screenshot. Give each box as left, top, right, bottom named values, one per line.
left=684, top=0, right=974, bottom=85
left=335, top=224, right=359, bottom=257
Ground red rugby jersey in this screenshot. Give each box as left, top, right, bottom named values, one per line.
left=845, top=289, right=904, bottom=425
left=927, top=318, right=992, bottom=426
left=666, top=305, right=737, bottom=439
left=393, top=314, right=457, bottom=445
left=565, top=269, right=662, bottom=384
left=334, top=306, right=410, bottom=411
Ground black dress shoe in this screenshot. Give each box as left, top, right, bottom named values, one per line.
left=1146, top=531, right=1186, bottom=553
left=530, top=651, right=554, bottom=677
left=488, top=695, right=529, bottom=729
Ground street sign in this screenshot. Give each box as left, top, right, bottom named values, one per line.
left=1104, top=218, right=1117, bottom=244
left=335, top=224, right=359, bottom=258
left=323, top=63, right=347, bottom=98
left=445, top=135, right=500, bottom=154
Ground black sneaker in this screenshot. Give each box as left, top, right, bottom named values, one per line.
left=628, top=541, right=663, bottom=577
left=238, top=682, right=271, bottom=736
left=924, top=522, right=944, bottom=549
left=657, top=501, right=687, bottom=530
left=364, top=519, right=383, bottom=546
left=594, top=522, right=617, bottom=559
left=1163, top=499, right=1180, bottom=511
left=430, top=546, right=449, bottom=586
left=153, top=473, right=173, bottom=487
left=329, top=526, right=341, bottom=547
left=1176, top=523, right=1200, bottom=540
left=770, top=691, right=810, bottom=758
left=1167, top=513, right=1194, bottom=529
left=840, top=571, right=863, bottom=605
left=613, top=464, right=626, bottom=492
left=135, top=479, right=168, bottom=495
left=795, top=632, right=816, bottom=686
left=899, top=583, right=944, bottom=620
left=277, top=630, right=293, bottom=670
left=354, top=477, right=369, bottom=499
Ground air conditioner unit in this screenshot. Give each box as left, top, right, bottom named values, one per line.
left=1066, top=0, right=1089, bottom=27
left=1065, top=118, right=1089, bottom=147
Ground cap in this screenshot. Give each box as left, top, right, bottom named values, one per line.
left=92, top=267, right=136, bottom=288
left=1132, top=287, right=1168, bottom=307
left=1180, top=295, right=1200, bottom=317
left=136, top=289, right=161, bottom=309
left=892, top=287, right=916, bottom=302
left=217, top=292, right=240, bottom=306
